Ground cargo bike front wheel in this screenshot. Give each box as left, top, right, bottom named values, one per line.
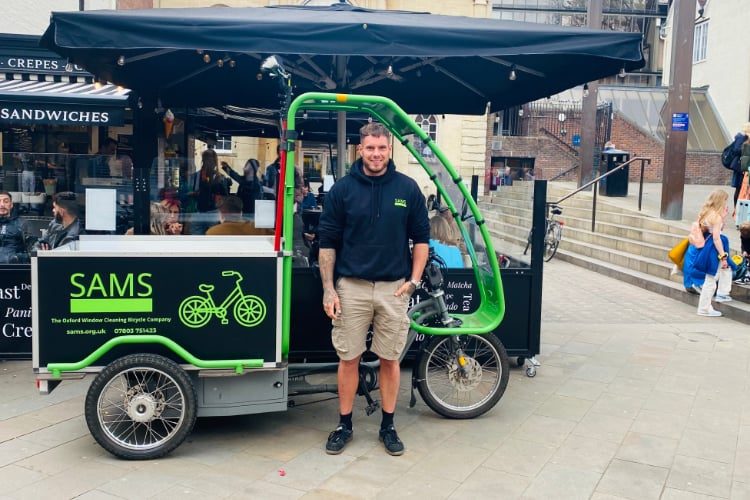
left=416, top=332, right=509, bottom=419
left=84, top=354, right=197, bottom=460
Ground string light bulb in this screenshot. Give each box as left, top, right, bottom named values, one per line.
left=229, top=60, right=236, bottom=68
left=619, top=67, right=626, bottom=78
left=386, top=64, right=393, bottom=77
left=217, top=59, right=224, bottom=68
left=117, top=55, right=125, bottom=66
left=509, top=66, right=517, bottom=81
left=203, top=53, right=211, bottom=63
left=583, top=83, right=589, bottom=98
left=303, top=111, right=308, bottom=119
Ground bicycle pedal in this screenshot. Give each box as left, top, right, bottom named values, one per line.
left=365, top=401, right=380, bottom=416
left=221, top=319, right=229, bottom=325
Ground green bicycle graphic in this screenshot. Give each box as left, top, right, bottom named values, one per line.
left=178, top=271, right=267, bottom=328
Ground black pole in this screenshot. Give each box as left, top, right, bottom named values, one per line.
left=79, top=0, right=85, bottom=11
left=132, top=94, right=159, bottom=235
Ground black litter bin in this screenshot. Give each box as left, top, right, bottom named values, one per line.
left=599, top=149, right=630, bottom=197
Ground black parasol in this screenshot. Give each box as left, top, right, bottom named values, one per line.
left=40, top=3, right=644, bottom=114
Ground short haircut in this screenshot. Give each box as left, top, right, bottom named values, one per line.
left=53, top=191, right=78, bottom=216
left=218, top=195, right=243, bottom=215
left=359, top=122, right=390, bottom=142
left=740, top=221, right=750, bottom=239
left=0, top=190, right=12, bottom=202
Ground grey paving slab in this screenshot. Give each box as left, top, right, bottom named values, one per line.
left=1, top=259, right=749, bottom=499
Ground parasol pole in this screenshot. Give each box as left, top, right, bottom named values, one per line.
left=336, top=55, right=347, bottom=179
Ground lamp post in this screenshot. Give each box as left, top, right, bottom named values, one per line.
left=577, top=0, right=602, bottom=189
left=660, top=0, right=697, bottom=220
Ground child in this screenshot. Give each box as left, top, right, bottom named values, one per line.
left=735, top=222, right=750, bottom=284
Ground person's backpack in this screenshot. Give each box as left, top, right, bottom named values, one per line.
left=721, top=142, right=740, bottom=170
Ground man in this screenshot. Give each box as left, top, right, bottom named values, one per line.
left=0, top=192, right=30, bottom=263
left=317, top=122, right=430, bottom=456
left=263, top=145, right=281, bottom=196
left=36, top=192, right=82, bottom=250
left=206, top=195, right=272, bottom=235
left=90, top=138, right=117, bottom=178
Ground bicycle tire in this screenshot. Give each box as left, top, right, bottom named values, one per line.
left=543, top=223, right=560, bottom=262
left=85, top=354, right=197, bottom=460
left=416, top=333, right=509, bottom=419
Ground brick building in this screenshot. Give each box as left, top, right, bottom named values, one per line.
left=488, top=85, right=728, bottom=188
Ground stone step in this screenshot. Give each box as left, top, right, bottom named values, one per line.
left=487, top=217, right=750, bottom=306
left=479, top=199, right=690, bottom=236
left=484, top=210, right=677, bottom=262
left=558, top=215, right=685, bottom=249
left=482, top=191, right=639, bottom=215
left=554, top=248, right=750, bottom=323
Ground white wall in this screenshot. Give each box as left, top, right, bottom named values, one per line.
left=663, top=0, right=750, bottom=134
left=0, top=0, right=115, bottom=36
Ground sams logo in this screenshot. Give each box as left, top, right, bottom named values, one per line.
left=69, top=272, right=153, bottom=313
left=394, top=198, right=407, bottom=208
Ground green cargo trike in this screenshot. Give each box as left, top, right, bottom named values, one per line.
left=33, top=93, right=509, bottom=460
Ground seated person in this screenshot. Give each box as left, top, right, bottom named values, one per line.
left=429, top=215, right=464, bottom=268
left=126, top=202, right=181, bottom=235
left=206, top=195, right=273, bottom=236
left=36, top=191, right=82, bottom=250
left=158, top=189, right=183, bottom=235
left=740, top=221, right=750, bottom=257
left=0, top=191, right=30, bottom=263
left=299, top=184, right=318, bottom=212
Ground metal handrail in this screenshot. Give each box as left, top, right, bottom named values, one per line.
left=548, top=163, right=580, bottom=182
left=550, top=156, right=651, bottom=233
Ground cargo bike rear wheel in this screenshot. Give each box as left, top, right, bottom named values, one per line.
left=84, top=354, right=197, bottom=460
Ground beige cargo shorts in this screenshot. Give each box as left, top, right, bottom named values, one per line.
left=331, top=277, right=411, bottom=361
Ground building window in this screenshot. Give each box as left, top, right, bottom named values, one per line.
left=693, top=21, right=708, bottom=63
left=411, top=114, right=438, bottom=162
left=215, top=135, right=232, bottom=153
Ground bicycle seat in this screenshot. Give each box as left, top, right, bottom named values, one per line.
left=551, top=207, right=562, bottom=215
left=198, top=284, right=215, bottom=293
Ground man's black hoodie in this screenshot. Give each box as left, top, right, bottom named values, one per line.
left=318, top=158, right=430, bottom=281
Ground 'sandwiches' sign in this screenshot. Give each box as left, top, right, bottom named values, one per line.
left=0, top=105, right=124, bottom=126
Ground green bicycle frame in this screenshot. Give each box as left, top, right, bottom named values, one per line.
left=281, top=93, right=505, bottom=346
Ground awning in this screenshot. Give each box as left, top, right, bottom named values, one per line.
left=0, top=78, right=129, bottom=126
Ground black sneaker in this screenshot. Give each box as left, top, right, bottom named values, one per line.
left=379, top=425, right=405, bottom=456
left=325, top=425, right=353, bottom=455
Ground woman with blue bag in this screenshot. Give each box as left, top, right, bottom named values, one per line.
left=690, top=190, right=735, bottom=317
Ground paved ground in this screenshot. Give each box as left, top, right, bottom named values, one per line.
left=2, top=258, right=750, bottom=499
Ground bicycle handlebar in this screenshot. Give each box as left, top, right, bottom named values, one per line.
left=222, top=271, right=240, bottom=277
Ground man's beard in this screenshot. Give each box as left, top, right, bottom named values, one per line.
left=54, top=211, right=63, bottom=223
